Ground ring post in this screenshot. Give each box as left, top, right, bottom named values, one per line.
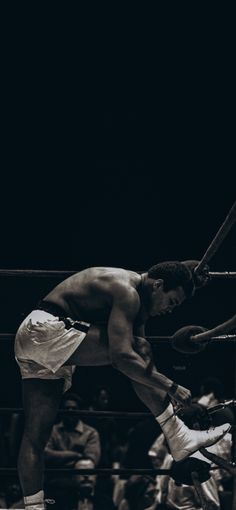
left=195, top=200, right=236, bottom=277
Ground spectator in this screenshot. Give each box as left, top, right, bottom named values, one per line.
left=76, top=458, right=115, bottom=510
left=124, top=417, right=160, bottom=470
left=5, top=483, right=24, bottom=509
left=112, top=417, right=159, bottom=510
left=44, top=392, right=101, bottom=510
left=196, top=376, right=234, bottom=426
left=120, top=475, right=157, bottom=510
left=45, top=392, right=101, bottom=467
left=88, top=386, right=121, bottom=468
left=148, top=443, right=172, bottom=506
left=0, top=493, right=7, bottom=509
left=194, top=376, right=234, bottom=494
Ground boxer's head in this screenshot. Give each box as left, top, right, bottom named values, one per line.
left=143, top=261, right=194, bottom=317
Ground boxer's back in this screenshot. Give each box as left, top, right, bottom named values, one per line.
left=43, top=267, right=141, bottom=322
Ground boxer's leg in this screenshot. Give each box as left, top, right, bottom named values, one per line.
left=18, top=378, right=64, bottom=509
left=132, top=381, right=230, bottom=461
left=131, top=337, right=231, bottom=462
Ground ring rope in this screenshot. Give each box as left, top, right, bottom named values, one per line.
left=0, top=464, right=228, bottom=477
left=195, top=200, right=236, bottom=276
left=0, top=400, right=235, bottom=417
left=0, top=408, right=152, bottom=418
left=1, top=333, right=236, bottom=342
left=0, top=268, right=236, bottom=279
left=0, top=269, right=76, bottom=277
left=209, top=271, right=236, bottom=278
left=0, top=467, right=171, bottom=476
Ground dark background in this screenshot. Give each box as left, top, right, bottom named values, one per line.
left=0, top=108, right=235, bottom=408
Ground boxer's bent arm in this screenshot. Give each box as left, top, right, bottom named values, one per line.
left=108, top=287, right=173, bottom=392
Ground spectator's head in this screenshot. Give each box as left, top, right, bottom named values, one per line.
left=92, top=386, right=110, bottom=410
left=5, top=484, right=22, bottom=508
left=197, top=377, right=234, bottom=425
left=200, top=377, right=224, bottom=400
left=61, top=392, right=83, bottom=430
left=76, top=459, right=96, bottom=500
left=125, top=475, right=157, bottom=510
left=148, top=444, right=168, bottom=469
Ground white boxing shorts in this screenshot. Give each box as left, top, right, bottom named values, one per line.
left=14, top=309, right=90, bottom=392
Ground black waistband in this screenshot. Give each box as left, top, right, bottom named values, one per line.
left=36, top=300, right=90, bottom=333
left=37, top=300, right=68, bottom=318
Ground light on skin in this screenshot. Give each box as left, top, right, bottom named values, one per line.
left=149, top=279, right=186, bottom=317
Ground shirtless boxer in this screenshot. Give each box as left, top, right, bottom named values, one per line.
left=14, top=262, right=230, bottom=509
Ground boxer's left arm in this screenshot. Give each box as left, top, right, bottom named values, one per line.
left=108, top=284, right=176, bottom=393
left=133, top=325, right=155, bottom=375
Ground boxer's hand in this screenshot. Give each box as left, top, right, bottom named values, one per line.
left=168, top=383, right=192, bottom=407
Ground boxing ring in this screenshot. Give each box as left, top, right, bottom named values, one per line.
left=0, top=201, right=236, bottom=510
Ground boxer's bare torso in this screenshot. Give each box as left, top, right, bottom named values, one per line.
left=44, top=267, right=145, bottom=367
left=44, top=267, right=142, bottom=323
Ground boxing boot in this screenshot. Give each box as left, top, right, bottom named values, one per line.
left=156, top=403, right=231, bottom=462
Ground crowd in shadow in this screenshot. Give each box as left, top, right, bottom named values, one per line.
left=0, top=378, right=234, bottom=510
